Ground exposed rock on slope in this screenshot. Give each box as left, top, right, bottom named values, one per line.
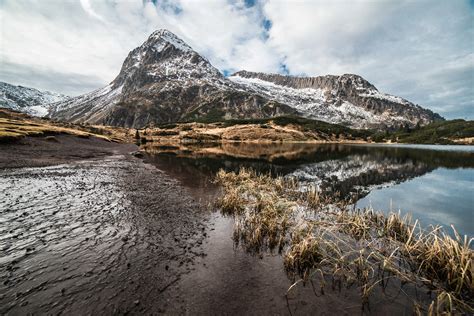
left=0, top=82, right=69, bottom=117
left=230, top=71, right=443, bottom=129
left=50, top=29, right=442, bottom=129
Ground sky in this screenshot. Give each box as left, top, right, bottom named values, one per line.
left=0, top=0, right=472, bottom=119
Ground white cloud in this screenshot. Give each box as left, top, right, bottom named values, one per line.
left=0, top=0, right=472, bottom=118
left=80, top=0, right=106, bottom=23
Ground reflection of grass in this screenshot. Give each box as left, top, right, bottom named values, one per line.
left=214, top=168, right=473, bottom=314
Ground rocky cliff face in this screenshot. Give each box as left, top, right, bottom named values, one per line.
left=50, top=30, right=294, bottom=128
left=50, top=29, right=442, bottom=129
left=230, top=71, right=443, bottom=129
left=0, top=82, right=69, bottom=117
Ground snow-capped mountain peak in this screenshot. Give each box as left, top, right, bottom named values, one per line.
left=147, top=29, right=193, bottom=53
left=111, top=29, right=222, bottom=91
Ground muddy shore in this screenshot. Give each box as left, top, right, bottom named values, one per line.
left=0, top=136, right=210, bottom=314
left=0, top=135, right=137, bottom=168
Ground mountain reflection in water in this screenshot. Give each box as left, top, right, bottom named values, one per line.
left=142, top=142, right=474, bottom=235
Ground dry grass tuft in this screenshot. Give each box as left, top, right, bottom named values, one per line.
left=215, top=168, right=295, bottom=252
left=214, top=168, right=474, bottom=314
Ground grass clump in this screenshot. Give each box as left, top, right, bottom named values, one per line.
left=215, top=168, right=296, bottom=252
left=214, top=168, right=474, bottom=314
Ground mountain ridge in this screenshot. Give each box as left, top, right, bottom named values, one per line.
left=8, top=29, right=443, bottom=129
left=229, top=70, right=443, bottom=129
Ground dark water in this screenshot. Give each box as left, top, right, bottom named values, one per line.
left=143, top=142, right=474, bottom=236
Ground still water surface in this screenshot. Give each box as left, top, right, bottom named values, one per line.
left=143, top=143, right=474, bottom=236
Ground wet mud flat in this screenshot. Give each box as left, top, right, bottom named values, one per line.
left=0, top=135, right=137, bottom=168
left=0, top=154, right=208, bottom=314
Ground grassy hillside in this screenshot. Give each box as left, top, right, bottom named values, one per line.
left=162, top=116, right=474, bottom=145
left=372, top=119, right=474, bottom=144
left=176, top=115, right=373, bottom=140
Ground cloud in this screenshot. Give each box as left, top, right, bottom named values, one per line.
left=79, top=0, right=106, bottom=23
left=0, top=0, right=472, bottom=119
left=0, top=61, right=105, bottom=96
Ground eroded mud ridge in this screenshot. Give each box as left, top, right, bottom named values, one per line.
left=0, top=156, right=208, bottom=314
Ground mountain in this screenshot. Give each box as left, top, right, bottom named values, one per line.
left=50, top=29, right=442, bottom=129
left=229, top=71, right=443, bottom=129
left=0, top=82, right=69, bottom=117
left=50, top=30, right=294, bottom=127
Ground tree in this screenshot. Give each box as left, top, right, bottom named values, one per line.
left=403, top=123, right=411, bottom=133
left=415, top=121, right=421, bottom=130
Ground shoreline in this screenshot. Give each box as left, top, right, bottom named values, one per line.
left=0, top=135, right=137, bottom=168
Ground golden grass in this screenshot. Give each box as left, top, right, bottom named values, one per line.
left=214, top=168, right=473, bottom=314
left=0, top=116, right=133, bottom=143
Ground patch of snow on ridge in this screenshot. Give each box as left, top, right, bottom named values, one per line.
left=359, top=90, right=409, bottom=105
left=333, top=101, right=376, bottom=121
left=28, top=105, right=49, bottom=117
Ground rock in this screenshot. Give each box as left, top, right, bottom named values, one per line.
left=131, top=151, right=144, bottom=158
left=44, top=136, right=59, bottom=142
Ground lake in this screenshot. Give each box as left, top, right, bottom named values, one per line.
left=143, top=142, right=474, bottom=236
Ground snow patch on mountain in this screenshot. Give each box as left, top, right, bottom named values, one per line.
left=359, top=90, right=410, bottom=105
